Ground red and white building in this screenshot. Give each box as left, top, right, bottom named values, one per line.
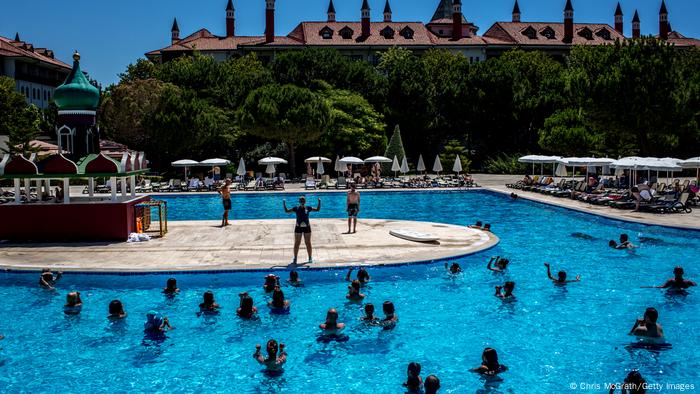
left=146, top=0, right=699, bottom=64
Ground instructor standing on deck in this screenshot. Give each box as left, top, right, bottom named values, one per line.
left=346, top=184, right=360, bottom=234
left=283, top=196, right=321, bottom=264
left=218, top=179, right=232, bottom=227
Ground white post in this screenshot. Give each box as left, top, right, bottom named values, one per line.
left=110, top=176, right=117, bottom=201
left=130, top=175, right=136, bottom=197
left=121, top=177, right=127, bottom=197
left=63, top=178, right=70, bottom=204
left=24, top=178, right=30, bottom=201
left=88, top=177, right=94, bottom=197
left=14, top=178, right=21, bottom=203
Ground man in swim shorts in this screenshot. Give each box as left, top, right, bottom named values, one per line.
left=218, top=179, right=232, bottom=227
left=346, top=184, right=360, bottom=234
left=651, top=266, right=696, bottom=290
left=283, top=196, right=321, bottom=264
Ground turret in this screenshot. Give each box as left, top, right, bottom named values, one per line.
left=563, top=0, right=574, bottom=44
left=265, top=0, right=275, bottom=43
left=452, top=0, right=463, bottom=40
left=632, top=10, right=640, bottom=38
left=171, top=18, right=180, bottom=44
left=13, top=32, right=20, bottom=42
left=512, top=0, right=521, bottom=23
left=361, top=0, right=371, bottom=38
left=226, top=0, right=235, bottom=37
left=384, top=0, right=392, bottom=23
left=614, top=2, right=623, bottom=35
left=659, top=0, right=668, bottom=40
left=327, top=0, right=336, bottom=22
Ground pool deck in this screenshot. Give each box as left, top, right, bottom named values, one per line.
left=0, top=219, right=497, bottom=273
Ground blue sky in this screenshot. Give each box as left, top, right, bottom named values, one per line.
left=2, top=0, right=698, bottom=85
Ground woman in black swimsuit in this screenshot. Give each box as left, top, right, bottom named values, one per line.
left=283, top=196, right=321, bottom=264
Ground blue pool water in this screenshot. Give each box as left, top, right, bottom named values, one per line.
left=1, top=190, right=699, bottom=393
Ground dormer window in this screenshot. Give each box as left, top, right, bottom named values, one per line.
left=339, top=26, right=354, bottom=40
left=578, top=27, right=593, bottom=40
left=521, top=26, right=537, bottom=39
left=595, top=28, right=611, bottom=40
left=319, top=26, right=334, bottom=39
left=400, top=26, right=414, bottom=39
left=380, top=26, right=395, bottom=39
left=540, top=26, right=556, bottom=40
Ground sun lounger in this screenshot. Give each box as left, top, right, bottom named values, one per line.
left=244, top=180, right=257, bottom=191
left=305, top=177, right=316, bottom=190
left=336, top=176, right=347, bottom=189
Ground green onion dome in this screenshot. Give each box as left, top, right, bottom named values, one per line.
left=53, top=51, right=100, bottom=110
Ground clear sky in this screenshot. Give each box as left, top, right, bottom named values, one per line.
left=2, top=0, right=698, bottom=86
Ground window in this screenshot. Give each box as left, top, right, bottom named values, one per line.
left=578, top=27, right=593, bottom=40
left=540, top=26, right=556, bottom=40
left=339, top=26, right=354, bottom=40
left=44, top=90, right=47, bottom=100
left=595, top=28, right=611, bottom=40
left=319, top=26, right=334, bottom=39
left=521, top=26, right=537, bottom=39
left=399, top=26, right=414, bottom=39
left=439, top=29, right=443, bottom=35
left=380, top=26, right=395, bottom=39
left=32, top=88, right=36, bottom=99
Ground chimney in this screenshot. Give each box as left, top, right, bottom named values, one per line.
left=171, top=18, right=180, bottom=44
left=327, top=0, right=336, bottom=22
left=659, top=0, right=668, bottom=40
left=361, top=0, right=371, bottom=38
left=512, top=0, right=521, bottom=23
left=384, top=0, right=392, bottom=23
left=265, top=0, right=275, bottom=43
left=632, top=10, right=640, bottom=38
left=614, top=2, right=623, bottom=35
left=14, top=32, right=20, bottom=42
left=563, top=0, right=574, bottom=44
left=452, top=0, right=462, bottom=40
left=226, top=0, right=235, bottom=37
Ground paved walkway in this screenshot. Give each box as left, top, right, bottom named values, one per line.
left=0, top=219, right=497, bottom=272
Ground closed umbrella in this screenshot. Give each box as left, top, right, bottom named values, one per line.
left=237, top=158, right=246, bottom=177
left=453, top=155, right=462, bottom=175
left=400, top=156, right=409, bottom=174
left=417, top=154, right=426, bottom=174
left=433, top=155, right=443, bottom=175
left=334, top=155, right=342, bottom=175
left=265, top=163, right=276, bottom=179
left=391, top=155, right=401, bottom=178
left=555, top=163, right=568, bottom=177
left=317, top=160, right=325, bottom=176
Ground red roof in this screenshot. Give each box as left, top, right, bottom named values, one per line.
left=483, top=22, right=625, bottom=46
left=146, top=28, right=301, bottom=56
left=287, top=22, right=436, bottom=46
left=0, top=36, right=70, bottom=70
left=666, top=31, right=700, bottom=47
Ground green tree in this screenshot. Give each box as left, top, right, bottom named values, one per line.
left=538, top=108, right=604, bottom=156
left=238, top=84, right=331, bottom=176
left=383, top=125, right=406, bottom=173
left=119, top=58, right=159, bottom=83
left=0, top=76, right=41, bottom=155
left=440, top=139, right=471, bottom=173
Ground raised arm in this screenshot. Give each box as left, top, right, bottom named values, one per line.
left=313, top=198, right=322, bottom=212
left=544, top=263, right=555, bottom=281
left=282, top=200, right=293, bottom=213
left=487, top=257, right=496, bottom=271
left=253, top=345, right=265, bottom=364
left=345, top=268, right=353, bottom=282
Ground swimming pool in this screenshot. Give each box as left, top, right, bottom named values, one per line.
left=0, top=190, right=698, bottom=393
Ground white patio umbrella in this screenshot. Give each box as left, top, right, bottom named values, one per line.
left=433, top=155, right=443, bottom=175
left=558, top=157, right=615, bottom=181
left=339, top=156, right=364, bottom=177
left=417, top=154, right=426, bottom=174
left=258, top=157, right=288, bottom=165
left=236, top=158, right=246, bottom=177
left=304, top=156, right=331, bottom=163
left=400, top=156, right=409, bottom=174
left=391, top=155, right=401, bottom=178
left=681, top=157, right=700, bottom=181
left=519, top=155, right=562, bottom=176
left=200, top=158, right=230, bottom=166
left=453, top=155, right=463, bottom=175
left=171, top=159, right=199, bottom=179
left=364, top=156, right=392, bottom=163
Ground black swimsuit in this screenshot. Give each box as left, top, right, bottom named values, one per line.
left=293, top=206, right=312, bottom=233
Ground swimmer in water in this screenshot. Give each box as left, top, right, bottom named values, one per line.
left=199, top=291, right=220, bottom=314
left=268, top=286, right=291, bottom=311
left=571, top=232, right=595, bottom=240
left=287, top=270, right=303, bottom=287
left=643, top=266, right=696, bottom=290
left=445, top=262, right=462, bottom=274
left=495, top=282, right=515, bottom=299
left=144, top=311, right=173, bottom=333
left=64, top=291, right=83, bottom=315
left=253, top=339, right=287, bottom=372
left=346, top=280, right=366, bottom=302
left=544, top=263, right=580, bottom=284
left=629, top=307, right=665, bottom=343
left=346, top=267, right=370, bottom=285
left=163, top=278, right=179, bottom=295
left=609, top=370, right=646, bottom=394
left=510, top=193, right=518, bottom=200
left=471, top=348, right=507, bottom=375
left=379, top=301, right=398, bottom=329
left=487, top=256, right=509, bottom=272
left=263, top=274, right=280, bottom=293
left=108, top=300, right=127, bottom=320
left=319, top=308, right=345, bottom=334
left=468, top=221, right=483, bottom=229
left=610, top=234, right=637, bottom=249
left=39, top=268, right=62, bottom=290
left=361, top=303, right=378, bottom=323
left=403, top=362, right=423, bottom=391
left=424, top=375, right=441, bottom=394
left=483, top=223, right=492, bottom=232
left=237, top=292, right=258, bottom=319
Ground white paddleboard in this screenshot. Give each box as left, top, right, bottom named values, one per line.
left=390, top=229, right=440, bottom=243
